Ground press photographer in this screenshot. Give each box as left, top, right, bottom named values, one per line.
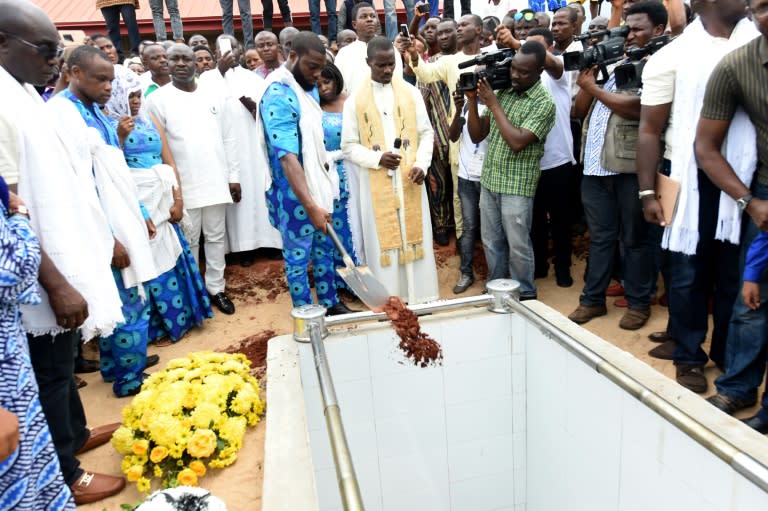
left=566, top=1, right=668, bottom=331
left=464, top=41, right=555, bottom=302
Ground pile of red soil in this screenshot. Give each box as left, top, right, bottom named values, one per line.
left=221, top=329, right=277, bottom=380
left=224, top=260, right=287, bottom=304
left=382, top=297, right=443, bottom=368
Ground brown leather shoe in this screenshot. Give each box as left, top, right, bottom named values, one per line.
left=76, top=422, right=121, bottom=455
left=568, top=304, right=607, bottom=324
left=70, top=471, right=126, bottom=505
left=648, top=340, right=676, bottom=360
left=676, top=365, right=707, bottom=393
left=648, top=331, right=674, bottom=343
left=619, top=308, right=651, bottom=330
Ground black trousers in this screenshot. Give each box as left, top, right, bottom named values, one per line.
left=27, top=330, right=87, bottom=485
left=531, top=162, right=574, bottom=275
left=442, top=0, right=471, bottom=19
left=100, top=4, right=141, bottom=57
left=261, top=0, right=293, bottom=29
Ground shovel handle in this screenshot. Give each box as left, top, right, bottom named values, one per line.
left=326, top=223, right=355, bottom=268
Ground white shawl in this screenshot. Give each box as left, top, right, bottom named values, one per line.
left=0, top=67, right=124, bottom=340
left=264, top=66, right=339, bottom=212
left=89, top=131, right=160, bottom=295
left=663, top=18, right=759, bottom=254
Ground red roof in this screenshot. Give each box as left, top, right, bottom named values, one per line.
left=31, top=0, right=405, bottom=36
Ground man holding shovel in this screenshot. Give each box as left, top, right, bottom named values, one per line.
left=341, top=37, right=439, bottom=305
left=260, top=32, right=354, bottom=315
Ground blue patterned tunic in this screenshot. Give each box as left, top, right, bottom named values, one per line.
left=322, top=110, right=360, bottom=293
left=260, top=83, right=341, bottom=308
left=0, top=200, right=75, bottom=510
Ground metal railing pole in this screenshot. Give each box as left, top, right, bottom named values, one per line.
left=292, top=305, right=365, bottom=511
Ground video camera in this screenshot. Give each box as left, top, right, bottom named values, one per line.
left=455, top=48, right=515, bottom=93
left=563, top=25, right=629, bottom=82
left=614, top=35, right=671, bottom=89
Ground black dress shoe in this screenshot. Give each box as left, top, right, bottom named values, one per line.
left=648, top=331, right=675, bottom=343
left=326, top=302, right=358, bottom=316
left=75, top=358, right=100, bottom=374
left=742, top=414, right=768, bottom=434
left=144, top=354, right=160, bottom=370
left=433, top=232, right=449, bottom=246
left=211, top=292, right=236, bottom=315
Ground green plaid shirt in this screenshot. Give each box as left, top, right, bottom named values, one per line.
left=480, top=80, right=555, bottom=197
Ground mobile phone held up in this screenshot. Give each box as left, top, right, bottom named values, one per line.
left=219, top=37, right=232, bottom=55
left=399, top=24, right=410, bottom=39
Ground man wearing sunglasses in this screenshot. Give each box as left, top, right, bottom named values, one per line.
left=514, top=9, right=539, bottom=41
left=0, top=0, right=129, bottom=505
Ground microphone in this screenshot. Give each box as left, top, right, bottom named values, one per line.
left=388, top=138, right=402, bottom=177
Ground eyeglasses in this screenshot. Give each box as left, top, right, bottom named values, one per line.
left=513, top=11, right=535, bottom=22
left=0, top=32, right=64, bottom=60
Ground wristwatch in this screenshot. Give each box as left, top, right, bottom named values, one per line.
left=736, top=193, right=753, bottom=211
left=8, top=205, right=29, bottom=218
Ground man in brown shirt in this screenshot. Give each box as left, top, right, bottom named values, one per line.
left=97, top=0, right=141, bottom=59
left=695, top=0, right=768, bottom=433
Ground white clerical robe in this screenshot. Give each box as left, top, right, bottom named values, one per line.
left=334, top=40, right=405, bottom=95
left=198, top=67, right=282, bottom=252
left=341, top=80, right=438, bottom=304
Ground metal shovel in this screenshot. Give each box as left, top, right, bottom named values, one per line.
left=326, top=223, right=390, bottom=312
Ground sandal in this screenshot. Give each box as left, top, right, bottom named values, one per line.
left=152, top=338, right=173, bottom=347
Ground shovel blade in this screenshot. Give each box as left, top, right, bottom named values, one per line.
left=337, top=265, right=390, bottom=312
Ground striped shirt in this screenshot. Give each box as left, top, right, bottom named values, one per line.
left=700, top=36, right=768, bottom=185
left=480, top=80, right=556, bottom=198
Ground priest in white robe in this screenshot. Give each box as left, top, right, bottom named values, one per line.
left=341, top=37, right=439, bottom=305
left=198, top=35, right=282, bottom=260
left=333, top=1, right=404, bottom=94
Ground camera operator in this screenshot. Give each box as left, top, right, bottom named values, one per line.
left=524, top=28, right=577, bottom=288
left=567, top=1, right=667, bottom=331
left=466, top=41, right=556, bottom=301
left=636, top=0, right=757, bottom=393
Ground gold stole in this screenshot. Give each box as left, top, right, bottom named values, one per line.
left=354, top=79, right=424, bottom=267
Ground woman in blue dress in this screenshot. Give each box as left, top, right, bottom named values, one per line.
left=107, top=72, right=213, bottom=354
left=318, top=62, right=360, bottom=294
left=0, top=177, right=75, bottom=509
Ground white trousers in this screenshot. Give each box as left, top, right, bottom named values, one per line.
left=184, top=204, right=227, bottom=295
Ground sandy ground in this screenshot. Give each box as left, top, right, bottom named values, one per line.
left=77, top=237, right=757, bottom=511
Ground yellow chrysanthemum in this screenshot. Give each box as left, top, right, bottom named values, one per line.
left=190, top=402, right=221, bottom=430
left=187, top=429, right=217, bottom=458
left=189, top=460, right=207, bottom=477
left=177, top=468, right=198, bottom=486
left=126, top=465, right=144, bottom=482
left=111, top=426, right=135, bottom=455
left=149, top=446, right=168, bottom=463
left=137, top=476, right=151, bottom=493
left=220, top=417, right=246, bottom=445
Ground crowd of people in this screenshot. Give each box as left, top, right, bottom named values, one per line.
left=0, top=0, right=767, bottom=506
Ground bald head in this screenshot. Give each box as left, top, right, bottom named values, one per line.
left=255, top=31, right=278, bottom=45
left=279, top=26, right=300, bottom=58
left=0, top=0, right=61, bottom=85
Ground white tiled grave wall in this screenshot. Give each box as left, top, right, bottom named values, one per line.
left=524, top=318, right=768, bottom=511
left=297, top=309, right=523, bottom=511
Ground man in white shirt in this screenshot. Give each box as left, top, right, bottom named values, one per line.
left=199, top=35, right=282, bottom=267
left=140, top=43, right=171, bottom=97
left=146, top=44, right=240, bottom=314
left=527, top=27, right=576, bottom=288
left=342, top=37, right=438, bottom=304
left=335, top=2, right=404, bottom=94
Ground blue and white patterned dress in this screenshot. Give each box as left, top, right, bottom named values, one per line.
left=0, top=195, right=75, bottom=510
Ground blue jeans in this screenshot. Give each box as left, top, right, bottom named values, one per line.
left=383, top=0, right=415, bottom=40
left=668, top=170, right=740, bottom=366
left=715, top=181, right=768, bottom=417
left=148, top=0, right=184, bottom=40
left=480, top=187, right=536, bottom=297
left=310, top=0, right=338, bottom=41
left=580, top=174, right=653, bottom=309
left=219, top=0, right=253, bottom=46
left=457, top=177, right=481, bottom=277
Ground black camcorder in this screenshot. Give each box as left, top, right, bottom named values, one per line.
left=614, top=35, right=671, bottom=89
left=455, top=48, right=515, bottom=93
left=563, top=26, right=629, bottom=82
